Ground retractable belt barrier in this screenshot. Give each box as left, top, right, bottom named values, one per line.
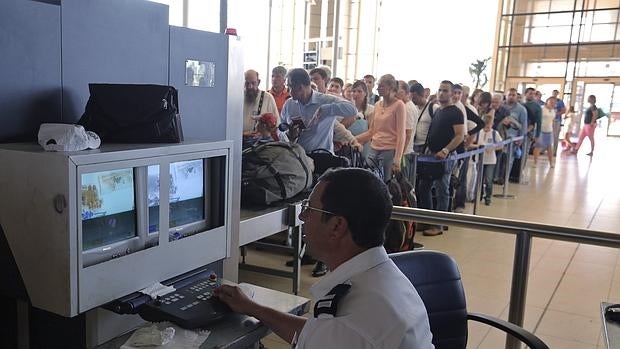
left=411, top=136, right=525, bottom=215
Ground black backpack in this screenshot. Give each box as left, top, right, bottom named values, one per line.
left=307, top=148, right=350, bottom=184
left=241, top=142, right=314, bottom=206
left=384, top=172, right=417, bottom=253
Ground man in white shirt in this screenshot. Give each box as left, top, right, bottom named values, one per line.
left=451, top=84, right=469, bottom=137
left=397, top=80, right=419, bottom=185
left=243, top=69, right=279, bottom=135
left=410, top=83, right=431, bottom=154
left=215, top=168, right=434, bottom=349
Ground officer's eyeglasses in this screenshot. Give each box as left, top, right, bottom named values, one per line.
left=300, top=199, right=337, bottom=216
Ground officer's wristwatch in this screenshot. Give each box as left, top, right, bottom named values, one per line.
left=440, top=148, right=450, bottom=155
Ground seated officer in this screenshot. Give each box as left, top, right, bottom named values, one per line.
left=215, top=168, right=434, bottom=348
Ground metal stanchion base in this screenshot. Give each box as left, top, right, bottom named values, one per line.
left=493, top=193, right=516, bottom=199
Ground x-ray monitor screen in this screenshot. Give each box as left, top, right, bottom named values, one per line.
left=81, top=168, right=137, bottom=250
left=169, top=159, right=204, bottom=229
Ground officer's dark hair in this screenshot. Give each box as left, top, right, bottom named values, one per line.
left=287, top=68, right=311, bottom=88
left=525, top=87, right=536, bottom=94
left=318, top=168, right=392, bottom=248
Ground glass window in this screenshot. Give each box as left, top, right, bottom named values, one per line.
left=533, top=0, right=551, bottom=12
left=549, top=0, right=577, bottom=12
left=589, top=24, right=617, bottom=41
left=514, top=0, right=534, bottom=14
left=507, top=46, right=569, bottom=77
left=528, top=25, right=572, bottom=44
left=503, top=0, right=516, bottom=15
left=498, top=16, right=514, bottom=47
left=585, top=0, right=620, bottom=10
left=495, top=47, right=509, bottom=90
left=576, top=60, right=620, bottom=77
left=524, top=61, right=568, bottom=76
left=511, top=13, right=575, bottom=45
left=575, top=44, right=620, bottom=76
left=593, top=9, right=619, bottom=23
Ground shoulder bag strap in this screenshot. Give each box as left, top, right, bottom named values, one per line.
left=421, top=101, right=435, bottom=153
left=257, top=91, right=265, bottom=115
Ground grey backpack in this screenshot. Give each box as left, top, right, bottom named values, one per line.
left=241, top=141, right=314, bottom=205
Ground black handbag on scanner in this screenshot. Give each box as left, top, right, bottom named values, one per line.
left=78, top=84, right=184, bottom=143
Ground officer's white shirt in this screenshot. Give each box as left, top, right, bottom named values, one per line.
left=295, top=247, right=434, bottom=349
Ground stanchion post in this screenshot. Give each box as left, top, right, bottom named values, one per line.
left=503, top=141, right=512, bottom=195
left=412, top=152, right=418, bottom=186
left=473, top=147, right=484, bottom=215
left=288, top=203, right=302, bottom=295
left=505, top=230, right=532, bottom=349
left=493, top=139, right=516, bottom=199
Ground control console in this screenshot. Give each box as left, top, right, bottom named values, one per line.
left=138, top=272, right=231, bottom=329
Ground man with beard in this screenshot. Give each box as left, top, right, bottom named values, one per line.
left=243, top=69, right=279, bottom=135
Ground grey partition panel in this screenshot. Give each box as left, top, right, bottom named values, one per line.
left=0, top=0, right=61, bottom=142
left=60, top=0, right=170, bottom=122
left=169, top=27, right=230, bottom=141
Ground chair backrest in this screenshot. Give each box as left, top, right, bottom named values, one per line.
left=390, top=250, right=468, bottom=349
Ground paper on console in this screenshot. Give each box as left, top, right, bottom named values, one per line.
left=139, top=282, right=176, bottom=299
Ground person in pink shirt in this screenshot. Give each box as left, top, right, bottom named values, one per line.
left=355, top=74, right=406, bottom=180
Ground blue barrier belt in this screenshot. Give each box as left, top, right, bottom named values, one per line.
left=417, top=136, right=524, bottom=163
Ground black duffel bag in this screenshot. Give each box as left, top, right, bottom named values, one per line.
left=416, top=160, right=446, bottom=180
left=308, top=148, right=350, bottom=176
left=78, top=84, right=184, bottom=143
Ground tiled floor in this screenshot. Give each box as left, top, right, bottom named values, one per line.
left=238, top=132, right=620, bottom=349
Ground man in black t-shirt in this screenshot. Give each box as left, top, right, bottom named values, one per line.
left=417, top=80, right=465, bottom=236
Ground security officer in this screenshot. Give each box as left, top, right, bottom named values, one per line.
left=215, top=168, right=434, bottom=348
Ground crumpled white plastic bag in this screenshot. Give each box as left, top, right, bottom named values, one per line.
left=121, top=322, right=210, bottom=349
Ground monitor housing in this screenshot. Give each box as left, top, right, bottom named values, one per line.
left=0, top=141, right=232, bottom=316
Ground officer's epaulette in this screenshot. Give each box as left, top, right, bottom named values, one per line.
left=314, top=283, right=351, bottom=319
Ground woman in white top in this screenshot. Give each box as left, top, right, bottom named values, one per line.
left=351, top=80, right=375, bottom=123
left=533, top=96, right=556, bottom=167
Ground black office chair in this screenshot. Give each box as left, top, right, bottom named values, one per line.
left=389, top=250, right=549, bottom=349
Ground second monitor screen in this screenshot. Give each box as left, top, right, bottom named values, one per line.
left=148, top=160, right=205, bottom=239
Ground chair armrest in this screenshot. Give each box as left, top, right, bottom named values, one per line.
left=467, top=312, right=549, bottom=349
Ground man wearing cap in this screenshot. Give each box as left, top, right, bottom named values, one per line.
left=268, top=66, right=290, bottom=115
left=243, top=69, right=279, bottom=135
left=215, top=168, right=434, bottom=349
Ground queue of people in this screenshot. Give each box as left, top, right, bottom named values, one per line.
left=241, top=64, right=603, bottom=255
